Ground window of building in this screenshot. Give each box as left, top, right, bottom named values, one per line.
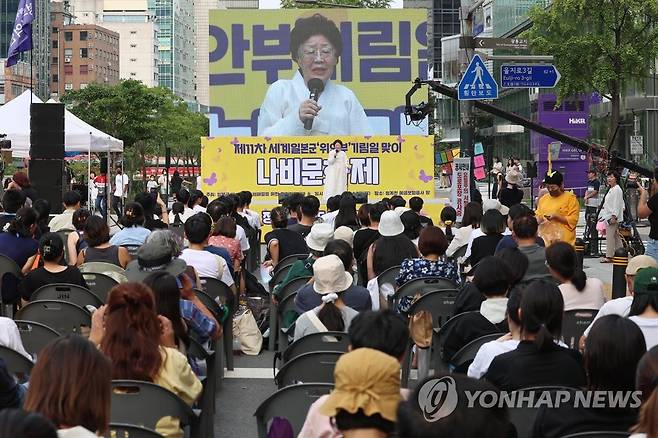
left=53, top=74, right=59, bottom=83
left=80, top=31, right=88, bottom=41
left=52, top=26, right=58, bottom=33
left=64, top=48, right=72, bottom=56
left=64, top=65, right=73, bottom=75
left=80, top=48, right=88, bottom=58
left=65, top=83, right=73, bottom=90
left=52, top=40, right=58, bottom=49
left=52, top=56, right=58, bottom=65
left=80, top=83, right=88, bottom=89
left=64, top=31, right=73, bottom=41
left=80, top=65, right=88, bottom=74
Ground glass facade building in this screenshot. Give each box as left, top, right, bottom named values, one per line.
left=148, top=0, right=195, bottom=102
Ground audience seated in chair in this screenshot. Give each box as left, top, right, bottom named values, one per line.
left=483, top=279, right=586, bottom=391
left=47, top=190, right=81, bottom=233
left=24, top=335, right=112, bottom=437
left=532, top=315, right=646, bottom=438
left=445, top=202, right=482, bottom=259
left=272, top=223, right=333, bottom=299
left=469, top=209, right=506, bottom=267
left=208, top=216, right=243, bottom=273
left=442, top=256, right=510, bottom=363
left=288, top=195, right=319, bottom=237
left=19, top=233, right=88, bottom=305
left=500, top=213, right=551, bottom=282
left=395, top=226, right=461, bottom=314
left=546, top=242, right=605, bottom=311
left=295, top=239, right=371, bottom=314
left=630, top=346, right=658, bottom=438
left=0, top=207, right=39, bottom=284
left=299, top=309, right=410, bottom=438
left=76, top=216, right=130, bottom=269
left=109, top=202, right=152, bottom=247
left=396, top=373, right=515, bottom=438
left=179, top=213, right=236, bottom=294
left=494, top=204, right=545, bottom=253
left=66, top=209, right=91, bottom=266
left=628, top=267, right=658, bottom=350
left=293, top=255, right=360, bottom=342
left=353, top=202, right=386, bottom=285
left=367, top=210, right=418, bottom=281
left=262, top=207, right=309, bottom=270
left=89, top=282, right=202, bottom=438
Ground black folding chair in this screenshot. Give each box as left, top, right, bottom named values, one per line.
left=392, top=277, right=459, bottom=309
left=449, top=332, right=502, bottom=372
left=268, top=276, right=312, bottom=352
left=187, top=338, right=216, bottom=438
left=254, top=383, right=333, bottom=438
left=561, top=432, right=629, bottom=438
left=277, top=292, right=299, bottom=352
left=561, top=309, right=598, bottom=349
left=275, top=351, right=341, bottom=389
left=0, top=345, right=34, bottom=383
left=110, top=380, right=198, bottom=437
left=32, top=283, right=103, bottom=308
left=199, top=277, right=234, bottom=371
left=15, top=300, right=91, bottom=336
left=273, top=254, right=308, bottom=275
left=509, top=386, right=578, bottom=438
left=81, top=272, right=118, bottom=302
left=14, top=320, right=60, bottom=359
left=105, top=423, right=163, bottom=438
left=282, top=331, right=349, bottom=364
left=376, top=265, right=401, bottom=296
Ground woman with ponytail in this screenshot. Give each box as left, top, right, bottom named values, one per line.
left=631, top=346, right=658, bottom=438
left=0, top=207, right=39, bottom=304
left=89, top=283, right=201, bottom=438
left=294, top=255, right=359, bottom=342
left=546, top=241, right=605, bottom=311
left=440, top=206, right=457, bottom=242
left=484, top=279, right=586, bottom=391
left=19, top=233, right=87, bottom=304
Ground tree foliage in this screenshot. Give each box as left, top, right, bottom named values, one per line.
left=526, top=0, right=658, bottom=146
left=61, top=80, right=208, bottom=182
left=281, top=0, right=390, bottom=9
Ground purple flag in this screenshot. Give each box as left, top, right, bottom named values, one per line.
left=5, top=0, right=35, bottom=67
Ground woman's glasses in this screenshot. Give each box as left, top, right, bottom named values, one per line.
left=300, top=46, right=335, bottom=60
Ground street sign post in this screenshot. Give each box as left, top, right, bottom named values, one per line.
left=500, top=64, right=561, bottom=88
left=630, top=135, right=644, bottom=155
left=458, top=54, right=498, bottom=100
left=474, top=37, right=529, bottom=50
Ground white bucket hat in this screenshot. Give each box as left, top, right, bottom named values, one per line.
left=482, top=198, right=509, bottom=216
left=306, top=223, right=334, bottom=252
left=378, top=210, right=405, bottom=237
left=505, top=169, right=522, bottom=185
left=313, top=254, right=354, bottom=294
left=333, top=226, right=354, bottom=247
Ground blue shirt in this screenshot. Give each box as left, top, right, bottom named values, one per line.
left=204, top=245, right=234, bottom=277
left=109, top=226, right=151, bottom=247
left=0, top=232, right=38, bottom=268
left=180, top=299, right=217, bottom=343
left=495, top=235, right=545, bottom=253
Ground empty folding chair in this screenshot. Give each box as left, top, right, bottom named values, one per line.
left=16, top=300, right=91, bottom=336
left=31, top=283, right=103, bottom=308
left=275, top=351, right=341, bottom=389
left=14, top=320, right=60, bottom=359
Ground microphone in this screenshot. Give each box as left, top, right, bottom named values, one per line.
left=304, top=78, right=325, bottom=131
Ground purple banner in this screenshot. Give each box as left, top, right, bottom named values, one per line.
left=6, top=0, right=34, bottom=67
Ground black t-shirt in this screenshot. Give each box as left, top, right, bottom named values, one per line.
left=353, top=229, right=380, bottom=262
left=170, top=175, right=183, bottom=195
left=264, top=228, right=309, bottom=261
left=287, top=222, right=312, bottom=238
left=470, top=234, right=504, bottom=266
left=144, top=216, right=168, bottom=231
left=419, top=215, right=434, bottom=227
left=498, top=186, right=524, bottom=208
left=648, top=193, right=658, bottom=239
left=19, top=265, right=88, bottom=301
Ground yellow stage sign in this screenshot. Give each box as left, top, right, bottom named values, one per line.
left=201, top=135, right=435, bottom=200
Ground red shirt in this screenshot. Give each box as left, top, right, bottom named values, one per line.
left=94, top=175, right=107, bottom=193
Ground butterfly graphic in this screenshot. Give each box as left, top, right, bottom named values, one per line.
left=264, top=136, right=272, bottom=141
left=230, top=137, right=239, bottom=145
left=419, top=170, right=432, bottom=183
left=203, top=172, right=218, bottom=186
left=397, top=135, right=406, bottom=143
left=364, top=135, right=372, bottom=140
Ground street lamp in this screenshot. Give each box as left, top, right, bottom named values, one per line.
left=295, top=0, right=361, bottom=7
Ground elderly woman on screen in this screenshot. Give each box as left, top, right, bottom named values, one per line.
left=257, top=13, right=372, bottom=136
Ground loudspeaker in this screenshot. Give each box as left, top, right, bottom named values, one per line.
left=100, top=157, right=108, bottom=174
left=526, top=161, right=538, bottom=178
left=30, top=103, right=65, bottom=159
left=165, top=147, right=171, bottom=169
left=29, top=159, right=64, bottom=213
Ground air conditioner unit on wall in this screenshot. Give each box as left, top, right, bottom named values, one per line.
left=64, top=56, right=71, bottom=63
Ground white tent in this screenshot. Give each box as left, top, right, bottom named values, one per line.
left=0, top=90, right=123, bottom=157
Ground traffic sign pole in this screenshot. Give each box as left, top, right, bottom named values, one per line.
left=459, top=2, right=476, bottom=195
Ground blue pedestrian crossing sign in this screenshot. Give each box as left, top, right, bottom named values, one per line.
left=458, top=54, right=498, bottom=100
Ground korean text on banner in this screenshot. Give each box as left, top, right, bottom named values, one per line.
left=201, top=135, right=435, bottom=201
left=208, top=9, right=428, bottom=137
left=451, top=158, right=471, bottom=221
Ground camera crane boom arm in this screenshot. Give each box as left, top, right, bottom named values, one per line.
left=406, top=79, right=652, bottom=178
